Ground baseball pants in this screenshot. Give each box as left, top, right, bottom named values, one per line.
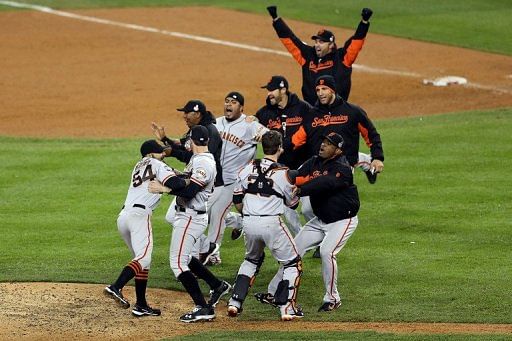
left=228, top=215, right=301, bottom=308
left=169, top=210, right=208, bottom=278
left=117, top=207, right=154, bottom=270
left=267, top=215, right=358, bottom=304
left=206, top=183, right=235, bottom=257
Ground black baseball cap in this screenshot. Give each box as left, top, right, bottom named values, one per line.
left=315, top=75, right=336, bottom=93
left=140, top=139, right=164, bottom=156
left=311, top=29, right=335, bottom=42
left=190, top=125, right=209, bottom=146
left=322, top=132, right=344, bottom=149
left=225, top=91, right=244, bottom=106
left=177, top=100, right=206, bottom=114
left=261, top=75, right=289, bottom=91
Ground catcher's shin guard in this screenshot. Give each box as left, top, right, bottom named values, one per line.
left=274, top=256, right=302, bottom=305
left=231, top=274, right=252, bottom=304
left=273, top=280, right=290, bottom=305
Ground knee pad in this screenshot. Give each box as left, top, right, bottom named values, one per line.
left=273, top=280, right=289, bottom=305
left=231, top=274, right=251, bottom=303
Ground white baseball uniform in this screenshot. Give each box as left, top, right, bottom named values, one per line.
left=118, top=157, right=177, bottom=275
left=228, top=158, right=301, bottom=315
left=204, top=114, right=268, bottom=258
left=169, top=152, right=217, bottom=278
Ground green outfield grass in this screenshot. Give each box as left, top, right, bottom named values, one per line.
left=1, top=109, right=511, bottom=326
left=0, top=0, right=510, bottom=55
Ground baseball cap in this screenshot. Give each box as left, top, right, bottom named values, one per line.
left=225, top=91, right=244, bottom=106
left=190, top=125, right=209, bottom=146
left=261, top=75, right=289, bottom=91
left=322, top=132, right=344, bottom=149
left=177, top=100, right=206, bottom=114
left=140, top=139, right=164, bottom=156
left=311, top=29, right=335, bottom=42
left=315, top=75, right=336, bottom=93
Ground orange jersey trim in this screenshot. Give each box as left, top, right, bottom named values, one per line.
left=280, top=38, right=306, bottom=66
left=295, top=175, right=311, bottom=186
left=343, top=39, right=365, bottom=67
left=291, top=126, right=307, bottom=150
left=358, top=122, right=372, bottom=147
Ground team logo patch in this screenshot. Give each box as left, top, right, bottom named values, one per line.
left=195, top=168, right=207, bottom=179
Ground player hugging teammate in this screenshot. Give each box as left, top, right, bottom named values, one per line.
left=105, top=5, right=385, bottom=323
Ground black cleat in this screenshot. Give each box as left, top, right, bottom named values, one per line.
left=254, top=292, right=277, bottom=307
left=180, top=305, right=215, bottom=323
left=365, top=169, right=377, bottom=184
left=312, top=246, right=321, bottom=258
left=199, top=242, right=220, bottom=265
left=104, top=285, right=130, bottom=309
left=131, top=304, right=161, bottom=317
left=280, top=303, right=304, bottom=321
left=317, top=301, right=341, bottom=312
left=231, top=228, right=243, bottom=240
left=208, top=281, right=231, bottom=307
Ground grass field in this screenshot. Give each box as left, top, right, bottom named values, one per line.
left=1, top=0, right=511, bottom=55
left=1, top=109, right=511, bottom=326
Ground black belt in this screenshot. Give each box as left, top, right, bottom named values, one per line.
left=122, top=204, right=146, bottom=210
left=243, top=214, right=279, bottom=217
left=175, top=205, right=206, bottom=215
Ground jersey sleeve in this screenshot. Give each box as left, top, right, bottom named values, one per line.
left=153, top=159, right=177, bottom=184
left=340, top=21, right=369, bottom=68
left=356, top=106, right=384, bottom=161
left=190, top=158, right=214, bottom=188
left=272, top=17, right=312, bottom=66
left=278, top=170, right=300, bottom=207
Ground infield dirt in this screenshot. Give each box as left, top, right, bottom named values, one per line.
left=1, top=5, right=511, bottom=340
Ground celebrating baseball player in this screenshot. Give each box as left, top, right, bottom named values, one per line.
left=266, top=5, right=373, bottom=104
left=148, top=125, right=231, bottom=323
left=227, top=130, right=303, bottom=321
left=151, top=100, right=223, bottom=262
left=257, top=132, right=360, bottom=312
left=203, top=91, right=268, bottom=264
left=255, top=75, right=312, bottom=234
left=104, top=139, right=189, bottom=317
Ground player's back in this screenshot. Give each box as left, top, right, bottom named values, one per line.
left=124, top=157, right=176, bottom=211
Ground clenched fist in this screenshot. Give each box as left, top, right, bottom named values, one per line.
left=361, top=8, right=373, bottom=21
left=267, top=6, right=278, bottom=19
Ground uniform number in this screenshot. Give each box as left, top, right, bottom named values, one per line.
left=132, top=165, right=156, bottom=187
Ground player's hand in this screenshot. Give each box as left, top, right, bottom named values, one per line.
left=163, top=146, right=172, bottom=157
left=245, top=115, right=257, bottom=123
left=361, top=8, right=373, bottom=22
left=267, top=6, right=278, bottom=19
left=292, top=186, right=301, bottom=197
left=148, top=180, right=170, bottom=194
left=370, top=159, right=384, bottom=173
left=151, top=121, right=166, bottom=141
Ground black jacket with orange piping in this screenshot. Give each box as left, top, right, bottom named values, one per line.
left=295, top=154, right=359, bottom=223
left=287, top=95, right=384, bottom=167
left=255, top=92, right=312, bottom=169
left=272, top=17, right=369, bottom=104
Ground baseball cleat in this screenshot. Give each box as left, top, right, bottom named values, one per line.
left=199, top=242, right=220, bottom=265
left=280, top=303, right=304, bottom=321
left=206, top=255, right=222, bottom=266
left=131, top=304, right=161, bottom=317
left=180, top=305, right=215, bottom=323
left=231, top=228, right=243, bottom=240
left=208, top=281, right=232, bottom=307
left=227, top=305, right=242, bottom=317
left=104, top=285, right=130, bottom=309
left=254, top=292, right=277, bottom=307
left=365, top=169, right=378, bottom=184
left=317, top=301, right=341, bottom=312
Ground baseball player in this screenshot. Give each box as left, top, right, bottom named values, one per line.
left=204, top=91, right=268, bottom=264
left=255, top=75, right=312, bottom=235
left=148, top=125, right=231, bottom=323
left=151, top=100, right=223, bottom=261
left=266, top=5, right=373, bottom=104
left=104, top=139, right=189, bottom=317
left=227, top=130, right=303, bottom=321
left=258, top=132, right=360, bottom=312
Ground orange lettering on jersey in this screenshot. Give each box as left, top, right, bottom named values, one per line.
left=286, top=116, right=303, bottom=126
left=267, top=118, right=282, bottom=130
left=309, top=60, right=334, bottom=73
left=311, top=114, right=348, bottom=127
